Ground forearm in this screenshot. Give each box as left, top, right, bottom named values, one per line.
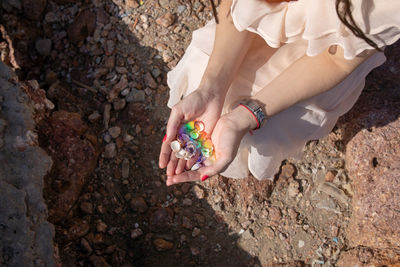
left=254, top=47, right=375, bottom=118
left=231, top=47, right=376, bottom=130
left=200, top=0, right=255, bottom=97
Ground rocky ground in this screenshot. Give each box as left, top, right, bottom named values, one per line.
left=0, top=0, right=399, bottom=266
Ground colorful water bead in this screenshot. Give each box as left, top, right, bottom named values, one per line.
left=171, top=120, right=215, bottom=164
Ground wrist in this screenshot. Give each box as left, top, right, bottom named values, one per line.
left=225, top=105, right=258, bottom=132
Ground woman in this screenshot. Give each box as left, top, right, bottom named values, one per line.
left=159, top=0, right=400, bottom=185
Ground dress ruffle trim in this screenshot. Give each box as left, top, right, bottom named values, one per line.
left=231, top=0, right=400, bottom=59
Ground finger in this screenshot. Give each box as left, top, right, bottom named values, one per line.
left=166, top=152, right=179, bottom=176
left=165, top=107, right=183, bottom=143
left=159, top=138, right=172, bottom=169
left=166, top=157, right=231, bottom=186
left=186, top=151, right=201, bottom=170
left=175, top=158, right=186, bottom=175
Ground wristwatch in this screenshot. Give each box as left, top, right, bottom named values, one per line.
left=238, top=99, right=267, bottom=130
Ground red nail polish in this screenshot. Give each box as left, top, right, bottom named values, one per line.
left=162, top=134, right=167, bottom=142
left=201, top=175, right=209, bottom=182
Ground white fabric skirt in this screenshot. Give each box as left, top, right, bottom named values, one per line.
left=167, top=21, right=386, bottom=180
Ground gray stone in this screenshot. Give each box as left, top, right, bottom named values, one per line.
left=0, top=62, right=55, bottom=267
left=108, top=126, right=121, bottom=138
left=104, top=142, right=116, bottom=158
left=122, top=158, right=129, bottom=178
left=177, top=5, right=186, bottom=14
left=35, top=39, right=52, bottom=56
left=125, top=88, right=145, bottom=103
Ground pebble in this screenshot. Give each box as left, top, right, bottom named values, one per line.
left=125, top=0, right=139, bottom=8
left=131, top=228, right=143, bottom=239
left=155, top=12, right=175, bottom=28
left=288, top=179, right=300, bottom=198
left=181, top=183, right=191, bottom=194
left=287, top=208, right=298, bottom=220
left=298, top=240, right=305, bottom=248
left=108, top=126, right=121, bottom=138
left=80, top=238, right=92, bottom=254
left=108, top=75, right=128, bottom=101
left=67, top=219, right=90, bottom=240
left=190, top=247, right=200, bottom=256
left=144, top=72, right=157, bottom=89
left=192, top=185, right=205, bottom=199
left=241, top=229, right=254, bottom=240
left=182, top=216, right=193, bottom=229
left=268, top=206, right=282, bottom=222
left=104, top=244, right=117, bottom=254
left=80, top=201, right=93, bottom=214
left=104, top=142, right=116, bottom=158
left=264, top=227, right=275, bottom=239
left=103, top=133, right=112, bottom=143
left=35, top=39, right=52, bottom=56
left=122, top=158, right=130, bottom=178
left=45, top=12, right=58, bottom=23
left=177, top=5, right=186, bottom=14
left=281, top=163, right=295, bottom=178
left=126, top=88, right=145, bottom=103
left=182, top=198, right=192, bottom=206
left=325, top=170, right=337, bottom=182
left=113, top=98, right=126, bottom=110
left=115, top=66, right=128, bottom=74
left=130, top=197, right=148, bottom=213
left=144, top=87, right=153, bottom=96
left=96, top=220, right=108, bottom=233
left=151, top=68, right=161, bottom=78
left=104, top=56, right=115, bottom=68
left=192, top=227, right=200, bottom=237
left=140, top=14, right=148, bottom=23
left=153, top=238, right=173, bottom=251
left=123, top=133, right=134, bottom=142
left=121, top=88, right=130, bottom=96
left=103, top=103, right=111, bottom=129
left=279, top=232, right=287, bottom=241
left=88, top=111, right=101, bottom=122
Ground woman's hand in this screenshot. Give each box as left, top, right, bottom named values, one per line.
left=165, top=105, right=257, bottom=186
left=159, top=83, right=225, bottom=176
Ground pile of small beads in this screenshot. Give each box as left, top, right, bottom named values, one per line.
left=170, top=120, right=215, bottom=170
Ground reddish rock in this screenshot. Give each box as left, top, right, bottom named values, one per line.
left=130, top=197, right=148, bottom=213
left=40, top=111, right=98, bottom=222
left=66, top=218, right=90, bottom=240
left=125, top=0, right=139, bottom=9
left=23, top=0, right=47, bottom=20
left=155, top=12, right=175, bottom=27
left=108, top=75, right=128, bottom=101
left=68, top=10, right=96, bottom=44
left=268, top=206, right=281, bottom=222
left=150, top=207, right=174, bottom=228
left=181, top=216, right=193, bottom=230
left=280, top=163, right=295, bottom=178
left=345, top=104, right=400, bottom=250
left=153, top=238, right=173, bottom=251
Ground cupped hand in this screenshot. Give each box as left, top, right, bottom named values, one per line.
left=159, top=86, right=225, bottom=175
left=165, top=106, right=257, bottom=186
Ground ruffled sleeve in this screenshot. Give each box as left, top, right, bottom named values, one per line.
left=230, top=0, right=400, bottom=59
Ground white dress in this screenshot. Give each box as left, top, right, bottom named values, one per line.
left=166, top=0, right=400, bottom=180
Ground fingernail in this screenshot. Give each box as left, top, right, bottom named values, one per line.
left=162, top=134, right=167, bottom=142
left=201, top=175, right=209, bottom=182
